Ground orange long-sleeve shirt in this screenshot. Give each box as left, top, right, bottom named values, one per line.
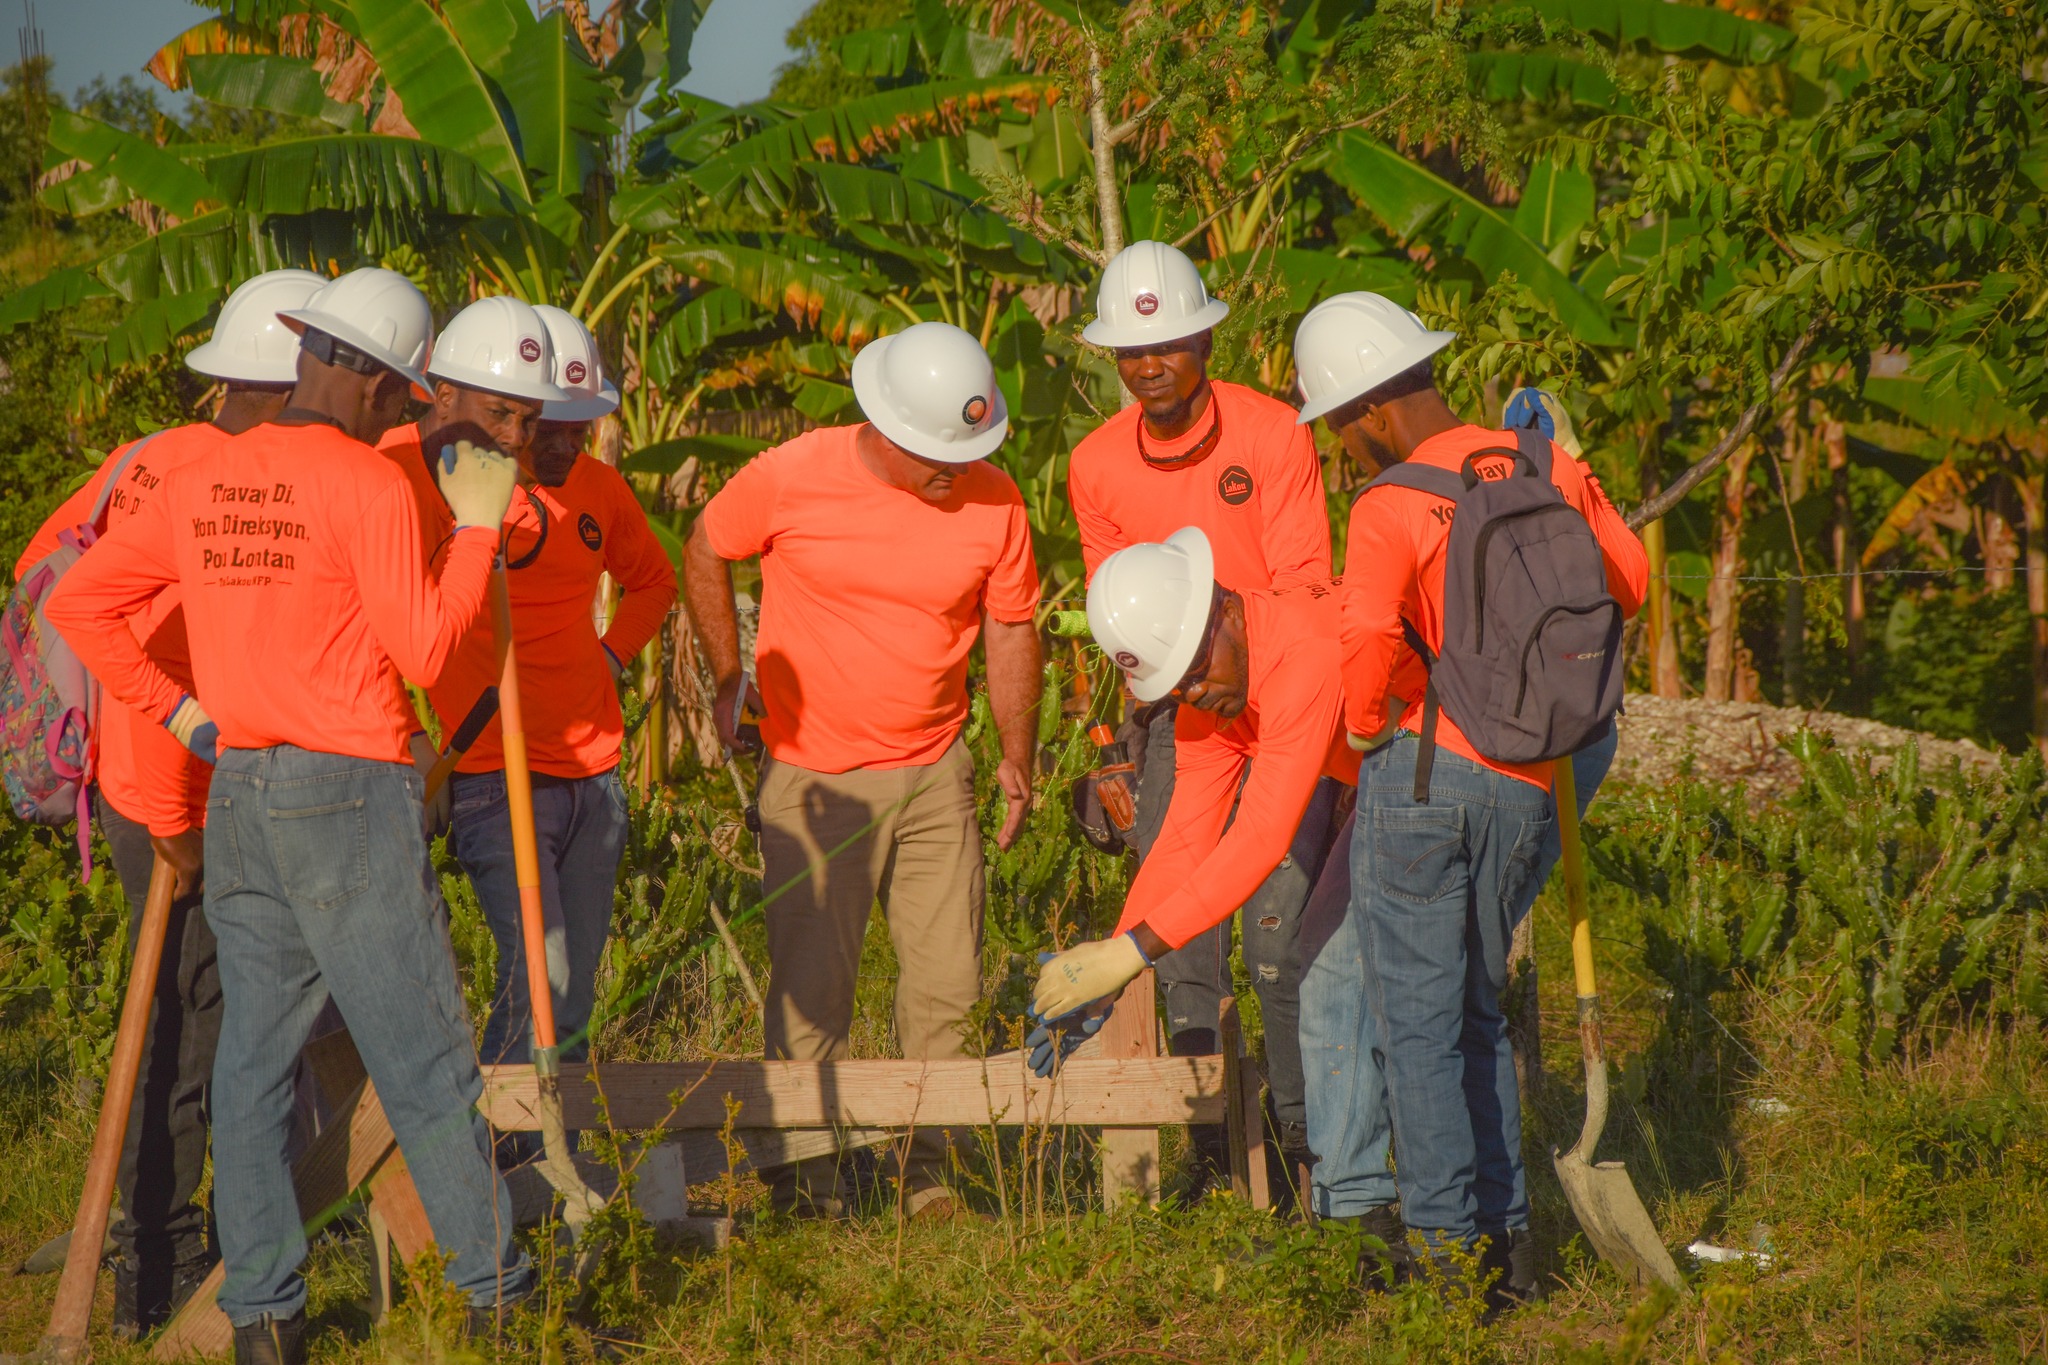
left=1339, top=426, right=1649, bottom=791
left=45, top=420, right=498, bottom=763
left=1112, top=583, right=1360, bottom=950
left=1069, top=380, right=1332, bottom=592
left=15, top=426, right=227, bottom=836
left=421, top=450, right=680, bottom=778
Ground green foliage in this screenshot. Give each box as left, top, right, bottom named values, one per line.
left=1590, top=738, right=2048, bottom=1063
left=0, top=828, right=129, bottom=1080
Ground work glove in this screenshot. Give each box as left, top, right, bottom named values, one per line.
left=1031, top=932, right=1151, bottom=1022
left=435, top=434, right=520, bottom=531
left=1025, top=1006, right=1110, bottom=1078
left=1502, top=387, right=1582, bottom=458
left=409, top=730, right=452, bottom=839
left=162, top=696, right=218, bottom=766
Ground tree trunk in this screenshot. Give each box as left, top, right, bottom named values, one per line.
left=1086, top=40, right=1127, bottom=262
left=1703, top=441, right=1754, bottom=702
left=2016, top=440, right=2048, bottom=758
left=1638, top=427, right=1684, bottom=697
left=1825, top=416, right=1866, bottom=703
left=1780, top=407, right=1810, bottom=706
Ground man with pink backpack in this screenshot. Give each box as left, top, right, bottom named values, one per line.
left=4, top=269, right=323, bottom=1338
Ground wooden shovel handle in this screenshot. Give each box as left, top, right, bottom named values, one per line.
left=1554, top=755, right=1611, bottom=1162
left=41, top=854, right=178, bottom=1357
left=492, top=567, right=557, bottom=1054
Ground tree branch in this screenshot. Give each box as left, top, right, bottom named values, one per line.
left=1627, top=319, right=1824, bottom=531
left=1105, top=99, right=1156, bottom=148
left=1086, top=37, right=1127, bottom=261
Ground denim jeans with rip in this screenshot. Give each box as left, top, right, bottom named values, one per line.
left=1355, top=734, right=1552, bottom=1246
left=206, top=746, right=529, bottom=1325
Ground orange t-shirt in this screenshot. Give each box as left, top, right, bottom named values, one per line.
left=15, top=426, right=227, bottom=836
left=45, top=420, right=499, bottom=763
left=1069, top=380, right=1332, bottom=592
left=1112, top=583, right=1359, bottom=949
left=1339, top=426, right=1649, bottom=791
left=700, top=426, right=1040, bottom=774
left=424, top=452, right=679, bottom=778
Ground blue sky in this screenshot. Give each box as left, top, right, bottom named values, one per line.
left=28, top=0, right=809, bottom=109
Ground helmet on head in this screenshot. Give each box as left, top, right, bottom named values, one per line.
left=424, top=295, right=573, bottom=405
left=1292, top=291, right=1456, bottom=424
left=185, top=269, right=327, bottom=383
left=532, top=305, right=619, bottom=422
left=278, top=268, right=434, bottom=388
left=1081, top=240, right=1230, bottom=350
left=850, top=321, right=1008, bottom=464
left=1087, top=526, right=1217, bottom=704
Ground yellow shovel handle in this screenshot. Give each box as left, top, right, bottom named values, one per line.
left=1555, top=755, right=1597, bottom=1001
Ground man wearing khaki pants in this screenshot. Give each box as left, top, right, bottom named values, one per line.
left=683, top=321, right=1042, bottom=1220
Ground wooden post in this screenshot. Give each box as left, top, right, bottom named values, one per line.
left=1096, top=970, right=1159, bottom=1206
left=1218, top=998, right=1270, bottom=1210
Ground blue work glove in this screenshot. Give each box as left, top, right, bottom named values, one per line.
left=1025, top=1007, right=1110, bottom=1078
left=163, top=695, right=218, bottom=766
left=1502, top=386, right=1582, bottom=457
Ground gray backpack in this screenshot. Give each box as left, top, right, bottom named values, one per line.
left=1368, top=426, right=1623, bottom=802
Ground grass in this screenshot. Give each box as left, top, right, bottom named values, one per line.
left=3, top=767, right=2047, bottom=1362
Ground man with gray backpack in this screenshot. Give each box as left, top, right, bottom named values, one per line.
left=1295, top=292, right=1647, bottom=1304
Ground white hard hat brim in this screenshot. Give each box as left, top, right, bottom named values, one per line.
left=184, top=337, right=297, bottom=385
left=1294, top=327, right=1457, bottom=424
left=1127, top=526, right=1218, bottom=703
left=279, top=307, right=430, bottom=389
left=1080, top=297, right=1230, bottom=351
left=851, top=336, right=1009, bottom=464
left=543, top=378, right=621, bottom=423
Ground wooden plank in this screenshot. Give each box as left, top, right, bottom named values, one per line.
left=1220, top=999, right=1271, bottom=1211
left=476, top=1050, right=1225, bottom=1132
left=153, top=1077, right=405, bottom=1360
left=1097, top=971, right=1161, bottom=1207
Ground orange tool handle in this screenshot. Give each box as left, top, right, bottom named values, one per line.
left=493, top=567, right=558, bottom=1054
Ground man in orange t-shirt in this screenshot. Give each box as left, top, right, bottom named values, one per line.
left=46, top=269, right=539, bottom=1355
left=1299, top=292, right=1646, bottom=1306
left=1067, top=239, right=1336, bottom=1198
left=684, top=322, right=1041, bottom=1221
left=416, top=307, right=676, bottom=1129
left=11, top=268, right=320, bottom=1337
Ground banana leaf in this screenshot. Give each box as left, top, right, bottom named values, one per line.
left=622, top=434, right=770, bottom=476
left=43, top=110, right=218, bottom=219
left=185, top=54, right=366, bottom=130
left=1468, top=50, right=1628, bottom=111
left=1523, top=0, right=1793, bottom=64
left=88, top=289, right=219, bottom=375
left=501, top=12, right=617, bottom=196
left=198, top=135, right=512, bottom=217
left=658, top=241, right=900, bottom=346
left=345, top=0, right=532, bottom=202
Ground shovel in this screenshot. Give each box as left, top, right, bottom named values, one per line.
left=491, top=566, right=607, bottom=1278
left=1550, top=756, right=1682, bottom=1292
left=6, top=856, right=177, bottom=1364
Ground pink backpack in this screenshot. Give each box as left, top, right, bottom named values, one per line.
left=2, top=434, right=161, bottom=874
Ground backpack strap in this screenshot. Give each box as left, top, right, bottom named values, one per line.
left=1400, top=619, right=1439, bottom=805
left=1368, top=461, right=1466, bottom=503
left=85, top=429, right=166, bottom=531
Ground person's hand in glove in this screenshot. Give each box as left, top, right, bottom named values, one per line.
left=162, top=695, right=218, bottom=765
left=435, top=429, right=520, bottom=531
left=1031, top=932, right=1153, bottom=1022
left=408, top=730, right=452, bottom=838
left=1501, top=386, right=1583, bottom=458
left=1025, top=1004, right=1110, bottom=1078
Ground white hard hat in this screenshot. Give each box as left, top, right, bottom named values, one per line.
left=850, top=321, right=1008, bottom=464
left=532, top=305, right=619, bottom=422
left=424, top=295, right=574, bottom=405
left=1080, top=240, right=1230, bottom=349
left=1087, top=526, right=1217, bottom=703
left=185, top=269, right=327, bottom=383
left=278, top=267, right=434, bottom=388
left=1292, top=291, right=1456, bottom=424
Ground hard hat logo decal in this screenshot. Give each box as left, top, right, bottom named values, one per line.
left=578, top=512, right=603, bottom=550
left=1114, top=650, right=1141, bottom=669
left=962, top=395, right=989, bottom=427
left=565, top=360, right=587, bottom=385
left=519, top=337, right=542, bottom=364
left=1134, top=292, right=1159, bottom=316
left=1218, top=464, right=1254, bottom=506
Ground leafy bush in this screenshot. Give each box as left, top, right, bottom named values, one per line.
left=1589, top=734, right=2048, bottom=1062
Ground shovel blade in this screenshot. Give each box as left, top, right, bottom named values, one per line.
left=1553, top=1148, right=1683, bottom=1291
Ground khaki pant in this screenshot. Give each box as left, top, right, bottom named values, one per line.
left=757, top=741, right=984, bottom=1213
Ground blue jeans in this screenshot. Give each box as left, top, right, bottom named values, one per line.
left=1300, top=726, right=1613, bottom=1221
left=205, top=746, right=530, bottom=1324
left=450, top=768, right=628, bottom=1067
left=1357, top=734, right=1552, bottom=1245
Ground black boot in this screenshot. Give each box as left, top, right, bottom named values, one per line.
left=232, top=1311, right=306, bottom=1365
left=1275, top=1119, right=1314, bottom=1216
left=1327, top=1204, right=1415, bottom=1291
left=1480, top=1228, right=1545, bottom=1318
